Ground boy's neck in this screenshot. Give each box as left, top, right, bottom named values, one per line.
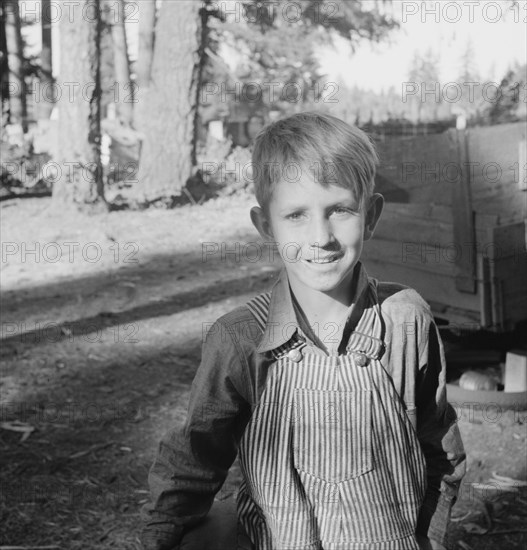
left=287, top=266, right=362, bottom=353
left=289, top=264, right=360, bottom=314
left=289, top=280, right=351, bottom=324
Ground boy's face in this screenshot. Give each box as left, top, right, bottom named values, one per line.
left=251, top=168, right=383, bottom=302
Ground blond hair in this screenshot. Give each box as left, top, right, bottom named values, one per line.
left=252, top=112, right=378, bottom=211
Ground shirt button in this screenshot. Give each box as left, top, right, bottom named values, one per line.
left=287, top=348, right=303, bottom=362
left=352, top=352, right=368, bottom=367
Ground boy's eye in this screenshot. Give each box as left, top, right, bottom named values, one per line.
left=331, top=206, right=355, bottom=216
left=286, top=211, right=305, bottom=221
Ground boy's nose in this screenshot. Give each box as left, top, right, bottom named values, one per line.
left=308, top=218, right=334, bottom=248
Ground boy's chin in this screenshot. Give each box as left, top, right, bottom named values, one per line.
left=289, top=269, right=352, bottom=295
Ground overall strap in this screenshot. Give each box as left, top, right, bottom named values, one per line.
left=245, top=292, right=307, bottom=361
left=245, top=284, right=386, bottom=361
left=344, top=279, right=385, bottom=361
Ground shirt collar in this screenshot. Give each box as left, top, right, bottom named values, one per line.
left=256, top=261, right=385, bottom=360
left=256, top=267, right=299, bottom=354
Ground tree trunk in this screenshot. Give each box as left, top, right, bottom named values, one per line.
left=108, top=0, right=132, bottom=125
left=136, top=0, right=156, bottom=88
left=1, top=6, right=10, bottom=116
left=136, top=0, right=204, bottom=202
left=4, top=0, right=27, bottom=130
left=39, top=0, right=55, bottom=118
left=53, top=0, right=107, bottom=211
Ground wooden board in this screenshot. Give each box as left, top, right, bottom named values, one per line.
left=488, top=222, right=527, bottom=329
left=487, top=222, right=527, bottom=260
left=467, top=122, right=526, bottom=172
left=375, top=122, right=527, bottom=224
left=381, top=202, right=499, bottom=229
left=363, top=238, right=455, bottom=277
left=449, top=129, right=476, bottom=293
left=472, top=194, right=526, bottom=225
left=374, top=208, right=493, bottom=248
left=375, top=132, right=454, bottom=205
left=492, top=255, right=527, bottom=329
left=362, top=259, right=481, bottom=314
left=368, top=122, right=527, bottom=329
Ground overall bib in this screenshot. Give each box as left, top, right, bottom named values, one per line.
left=236, top=282, right=428, bottom=550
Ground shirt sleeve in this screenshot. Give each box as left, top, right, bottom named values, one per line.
left=415, top=318, right=467, bottom=548
left=140, top=319, right=251, bottom=550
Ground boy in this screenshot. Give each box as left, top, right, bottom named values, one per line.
left=141, top=112, right=466, bottom=550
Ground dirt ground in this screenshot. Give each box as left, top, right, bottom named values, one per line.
left=1, top=194, right=526, bottom=550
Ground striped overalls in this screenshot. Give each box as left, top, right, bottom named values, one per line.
left=236, top=281, right=428, bottom=550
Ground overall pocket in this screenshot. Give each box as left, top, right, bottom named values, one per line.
left=292, top=389, right=373, bottom=482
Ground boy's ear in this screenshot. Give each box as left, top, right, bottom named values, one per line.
left=364, top=193, right=384, bottom=241
left=250, top=206, right=274, bottom=240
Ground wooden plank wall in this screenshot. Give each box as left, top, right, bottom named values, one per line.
left=373, top=131, right=454, bottom=205
left=364, top=121, right=527, bottom=328
left=468, top=123, right=527, bottom=224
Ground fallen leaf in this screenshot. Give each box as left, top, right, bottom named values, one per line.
left=0, top=420, right=35, bottom=443
left=471, top=482, right=517, bottom=493
left=20, top=429, right=33, bottom=442
left=462, top=522, right=488, bottom=534
left=451, top=511, right=473, bottom=522
left=491, top=472, right=527, bottom=487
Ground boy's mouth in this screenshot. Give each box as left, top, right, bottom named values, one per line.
left=305, top=253, right=343, bottom=264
